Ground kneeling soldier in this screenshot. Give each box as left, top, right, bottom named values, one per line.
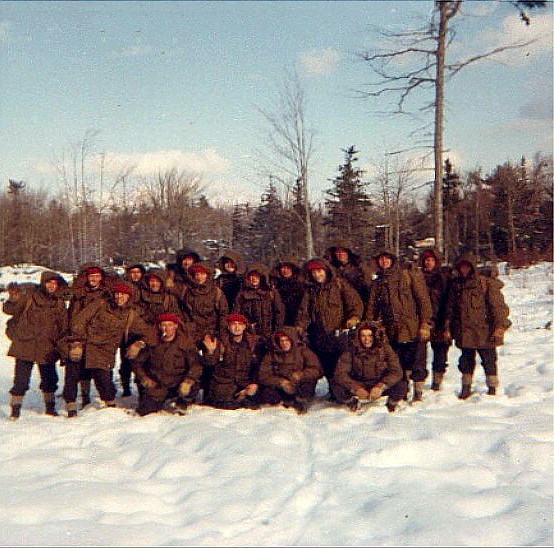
left=331, top=321, right=407, bottom=412
left=258, top=326, right=323, bottom=414
left=133, top=313, right=203, bottom=416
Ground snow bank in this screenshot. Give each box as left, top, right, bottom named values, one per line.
left=0, top=263, right=552, bottom=546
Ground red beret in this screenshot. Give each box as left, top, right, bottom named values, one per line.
left=189, top=263, right=209, bottom=275
left=112, top=282, right=133, bottom=296
left=307, top=260, right=326, bottom=271
left=227, top=313, right=248, bottom=326
left=86, top=266, right=103, bottom=275
left=158, top=313, right=181, bottom=325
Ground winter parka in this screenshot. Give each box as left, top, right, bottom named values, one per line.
left=365, top=251, right=433, bottom=344
left=296, top=258, right=363, bottom=336
left=234, top=263, right=285, bottom=339
left=215, top=250, right=244, bottom=310
left=324, top=241, right=376, bottom=302
left=204, top=331, right=265, bottom=406
left=3, top=271, right=68, bottom=364
left=124, top=263, right=147, bottom=304
left=333, top=321, right=403, bottom=392
left=270, top=256, right=307, bottom=327
left=138, top=268, right=182, bottom=326
left=447, top=253, right=511, bottom=349
left=132, top=329, right=203, bottom=400
left=181, top=263, right=229, bottom=340
left=70, top=297, right=155, bottom=370
left=258, top=327, right=323, bottom=389
left=418, top=248, right=452, bottom=340
left=67, top=263, right=112, bottom=324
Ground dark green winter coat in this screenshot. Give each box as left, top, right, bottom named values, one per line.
left=138, top=268, right=182, bottom=326
left=448, top=253, right=511, bottom=349
left=333, top=321, right=403, bottom=392
left=3, top=271, right=68, bottom=364
left=215, top=250, right=244, bottom=310
left=67, top=263, right=112, bottom=324
left=70, top=298, right=155, bottom=370
left=270, top=256, right=307, bottom=327
left=258, top=326, right=323, bottom=388
left=132, top=329, right=202, bottom=401
left=365, top=251, right=432, bottom=344
left=234, top=263, right=285, bottom=338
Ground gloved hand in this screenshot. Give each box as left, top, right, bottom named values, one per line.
left=290, top=371, right=303, bottom=383
left=68, top=341, right=84, bottom=362
left=346, top=316, right=360, bottom=329
left=203, top=334, right=218, bottom=355
left=369, top=383, right=386, bottom=401
left=353, top=386, right=370, bottom=400
left=236, top=383, right=258, bottom=401
left=178, top=379, right=194, bottom=398
left=280, top=379, right=295, bottom=394
left=142, top=376, right=157, bottom=390
left=125, top=340, right=146, bottom=359
left=418, top=325, right=431, bottom=342
left=491, top=327, right=506, bottom=345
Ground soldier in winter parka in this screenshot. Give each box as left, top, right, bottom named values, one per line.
left=258, top=326, right=323, bottom=413
left=124, top=262, right=147, bottom=305
left=418, top=248, right=453, bottom=391
left=4, top=271, right=68, bottom=418
left=296, top=258, right=363, bottom=382
left=215, top=250, right=244, bottom=310
left=365, top=251, right=433, bottom=401
left=165, top=247, right=202, bottom=303
left=324, top=241, right=376, bottom=303
left=63, top=281, right=155, bottom=416
left=447, top=253, right=511, bottom=399
left=331, top=321, right=407, bottom=412
left=132, top=313, right=203, bottom=416
left=202, top=313, right=266, bottom=409
left=234, top=263, right=285, bottom=340
left=270, top=256, right=306, bottom=327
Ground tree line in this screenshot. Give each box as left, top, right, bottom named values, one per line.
left=0, top=147, right=551, bottom=273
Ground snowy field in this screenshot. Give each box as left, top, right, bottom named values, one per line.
left=0, top=263, right=552, bottom=546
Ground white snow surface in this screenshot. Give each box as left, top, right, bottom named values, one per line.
left=0, top=263, right=552, bottom=546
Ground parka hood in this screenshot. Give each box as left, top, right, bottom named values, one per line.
left=418, top=248, right=443, bottom=270
left=176, top=248, right=201, bottom=265
left=324, top=241, right=362, bottom=266
left=217, top=250, right=244, bottom=274
left=303, top=257, right=336, bottom=285
left=272, top=325, right=299, bottom=350
left=145, top=267, right=169, bottom=289
left=354, top=320, right=387, bottom=349
left=125, top=263, right=146, bottom=278
left=453, top=253, right=478, bottom=277
left=244, top=263, right=270, bottom=289
left=373, top=250, right=398, bottom=272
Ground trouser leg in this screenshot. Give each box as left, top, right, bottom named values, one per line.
left=91, top=368, right=117, bottom=404
left=431, top=341, right=450, bottom=373
left=10, top=359, right=34, bottom=397
left=38, top=363, right=58, bottom=393
left=63, top=361, right=81, bottom=403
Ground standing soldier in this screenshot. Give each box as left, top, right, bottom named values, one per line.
left=419, top=248, right=453, bottom=391
left=215, top=250, right=244, bottom=310
left=202, top=313, right=266, bottom=409
left=447, top=254, right=511, bottom=399
left=124, top=262, right=147, bottom=304
left=270, top=256, right=306, bottom=327
left=331, top=321, right=407, bottom=412
left=132, top=313, right=203, bottom=416
left=257, top=326, right=323, bottom=414
left=234, top=263, right=285, bottom=340
left=324, top=241, right=375, bottom=303
left=365, top=251, right=433, bottom=402
left=165, top=247, right=202, bottom=302
left=63, top=281, right=154, bottom=417
left=4, top=272, right=67, bottom=419
left=296, top=258, right=363, bottom=387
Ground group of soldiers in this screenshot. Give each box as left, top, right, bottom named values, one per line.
left=3, top=242, right=511, bottom=419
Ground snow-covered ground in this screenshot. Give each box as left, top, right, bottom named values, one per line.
left=0, top=263, right=552, bottom=546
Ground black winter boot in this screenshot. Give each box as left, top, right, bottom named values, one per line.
left=43, top=392, right=58, bottom=416
left=459, top=374, right=473, bottom=400
left=10, top=395, right=23, bottom=420
left=121, top=384, right=132, bottom=397
left=486, top=375, right=498, bottom=396
left=80, top=380, right=91, bottom=407
left=413, top=381, right=424, bottom=402
left=67, top=402, right=78, bottom=418
left=431, top=372, right=444, bottom=391
left=293, top=398, right=310, bottom=415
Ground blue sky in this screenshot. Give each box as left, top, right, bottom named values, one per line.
left=0, top=0, right=552, bottom=206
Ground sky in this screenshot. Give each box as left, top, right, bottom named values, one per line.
left=0, top=0, right=552, bottom=206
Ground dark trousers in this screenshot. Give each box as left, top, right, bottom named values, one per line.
left=63, top=363, right=116, bottom=403
left=258, top=380, right=317, bottom=405
left=430, top=341, right=451, bottom=373
left=137, top=384, right=199, bottom=416
left=119, top=350, right=133, bottom=389
left=391, top=340, right=428, bottom=382
left=330, top=378, right=408, bottom=405
left=10, top=359, right=58, bottom=396
left=458, top=348, right=497, bottom=376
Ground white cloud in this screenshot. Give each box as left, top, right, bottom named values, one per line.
left=299, top=48, right=342, bottom=77
left=105, top=148, right=231, bottom=176
left=0, top=21, right=10, bottom=43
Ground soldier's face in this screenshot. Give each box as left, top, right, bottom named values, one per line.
left=335, top=249, right=349, bottom=264
left=359, top=328, right=374, bottom=348
left=458, top=262, right=472, bottom=278
left=44, top=279, right=59, bottom=294
left=311, top=268, right=327, bottom=284
left=182, top=256, right=195, bottom=270
left=378, top=256, right=392, bottom=270
left=228, top=321, right=246, bottom=337
left=424, top=256, right=436, bottom=271
left=280, top=265, right=293, bottom=279
left=193, top=270, right=208, bottom=285
left=115, top=292, right=130, bottom=307
left=160, top=320, right=178, bottom=341
left=223, top=260, right=236, bottom=273
left=129, top=268, right=143, bottom=282
left=248, top=273, right=261, bottom=288
left=277, top=335, right=292, bottom=351
left=87, top=272, right=102, bottom=288
left=148, top=276, right=162, bottom=292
